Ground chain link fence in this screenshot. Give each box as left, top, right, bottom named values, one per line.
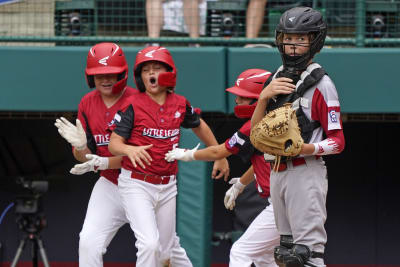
left=0, top=0, right=399, bottom=47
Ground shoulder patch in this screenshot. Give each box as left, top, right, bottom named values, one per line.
left=228, top=132, right=245, bottom=148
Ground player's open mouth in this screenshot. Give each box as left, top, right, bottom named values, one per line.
left=150, top=77, right=156, bottom=85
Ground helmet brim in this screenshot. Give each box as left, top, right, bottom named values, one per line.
left=226, top=86, right=259, bottom=99
left=86, top=66, right=126, bottom=75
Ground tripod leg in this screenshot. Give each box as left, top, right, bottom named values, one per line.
left=36, top=238, right=50, bottom=267
left=32, top=237, right=38, bottom=267
left=11, top=237, right=27, bottom=267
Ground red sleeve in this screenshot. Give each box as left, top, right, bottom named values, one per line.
left=311, top=88, right=345, bottom=154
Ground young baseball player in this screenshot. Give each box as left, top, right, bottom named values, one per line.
left=54, top=42, right=138, bottom=266
left=107, top=46, right=230, bottom=266
left=165, top=69, right=280, bottom=267
left=251, top=7, right=345, bottom=267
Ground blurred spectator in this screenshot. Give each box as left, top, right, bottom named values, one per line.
left=146, top=0, right=205, bottom=46
left=246, top=0, right=268, bottom=38
left=183, top=0, right=200, bottom=39
left=146, top=0, right=163, bottom=40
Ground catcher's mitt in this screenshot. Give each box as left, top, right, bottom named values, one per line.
left=250, top=103, right=304, bottom=171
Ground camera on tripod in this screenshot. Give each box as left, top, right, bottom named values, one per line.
left=15, top=177, right=48, bottom=234
left=11, top=177, right=50, bottom=267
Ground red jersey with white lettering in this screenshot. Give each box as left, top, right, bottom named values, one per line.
left=225, top=120, right=271, bottom=198
left=77, top=87, right=138, bottom=184
left=110, top=92, right=200, bottom=177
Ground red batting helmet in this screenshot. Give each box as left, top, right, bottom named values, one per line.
left=226, top=69, right=272, bottom=99
left=85, top=42, right=128, bottom=94
left=133, top=46, right=177, bottom=92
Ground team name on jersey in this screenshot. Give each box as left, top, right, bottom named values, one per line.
left=94, top=134, right=110, bottom=146
left=142, top=128, right=180, bottom=139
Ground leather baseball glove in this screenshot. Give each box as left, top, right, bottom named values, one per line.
left=250, top=103, right=304, bottom=170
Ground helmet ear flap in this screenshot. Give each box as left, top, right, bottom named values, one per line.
left=112, top=71, right=128, bottom=94
left=158, top=71, right=176, bottom=88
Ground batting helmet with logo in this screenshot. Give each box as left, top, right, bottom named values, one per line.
left=226, top=69, right=271, bottom=99
left=226, top=69, right=271, bottom=118
left=85, top=42, right=128, bottom=94
left=133, top=46, right=177, bottom=92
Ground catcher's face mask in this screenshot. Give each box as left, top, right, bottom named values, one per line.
left=275, top=7, right=327, bottom=72
left=282, top=33, right=310, bottom=57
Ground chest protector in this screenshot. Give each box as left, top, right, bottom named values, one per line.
left=266, top=63, right=326, bottom=144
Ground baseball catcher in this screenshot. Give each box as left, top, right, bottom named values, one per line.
left=250, top=6, right=345, bottom=267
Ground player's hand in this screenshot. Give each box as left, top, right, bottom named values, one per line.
left=55, top=117, right=87, bottom=150
left=212, top=158, right=230, bottom=181
left=164, top=143, right=200, bottom=162
left=70, top=154, right=109, bottom=175
left=259, top=77, right=296, bottom=101
left=126, top=144, right=153, bottom=169
left=224, top=178, right=246, bottom=210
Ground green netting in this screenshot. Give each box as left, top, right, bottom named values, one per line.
left=0, top=0, right=400, bottom=47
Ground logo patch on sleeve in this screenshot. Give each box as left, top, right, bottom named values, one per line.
left=228, top=135, right=237, bottom=148
left=228, top=132, right=245, bottom=148
left=329, top=110, right=337, bottom=123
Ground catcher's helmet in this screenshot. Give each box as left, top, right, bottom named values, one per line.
left=226, top=69, right=271, bottom=99
left=134, top=46, right=177, bottom=92
left=275, top=7, right=327, bottom=72
left=85, top=42, right=128, bottom=94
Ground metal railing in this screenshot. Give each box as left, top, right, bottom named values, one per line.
left=0, top=0, right=399, bottom=47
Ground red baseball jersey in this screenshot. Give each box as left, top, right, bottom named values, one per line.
left=225, top=120, right=271, bottom=198
left=77, top=87, right=138, bottom=184
left=110, top=92, right=200, bottom=176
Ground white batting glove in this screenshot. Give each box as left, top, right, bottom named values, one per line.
left=55, top=117, right=87, bottom=150
left=164, top=143, right=200, bottom=162
left=70, top=154, right=109, bottom=175
left=224, top=178, right=246, bottom=210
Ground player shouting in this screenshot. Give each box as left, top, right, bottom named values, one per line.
left=108, top=46, right=229, bottom=266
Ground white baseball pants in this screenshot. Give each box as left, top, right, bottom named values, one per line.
left=79, top=176, right=129, bottom=267
left=229, top=202, right=279, bottom=267
left=118, top=169, right=193, bottom=267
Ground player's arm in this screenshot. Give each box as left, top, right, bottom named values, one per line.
left=72, top=147, right=92, bottom=162
left=191, top=118, right=230, bottom=180
left=108, top=156, right=123, bottom=169
left=301, top=84, right=345, bottom=156
left=69, top=155, right=123, bottom=175
left=238, top=165, right=255, bottom=186
left=193, top=143, right=232, bottom=161
left=301, top=130, right=345, bottom=155
left=108, top=104, right=153, bottom=169
left=251, top=96, right=268, bottom=128
left=224, top=166, right=255, bottom=210
left=108, top=132, right=153, bottom=169
left=251, top=77, right=295, bottom=127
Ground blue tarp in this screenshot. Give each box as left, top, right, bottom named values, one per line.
left=0, top=0, right=20, bottom=5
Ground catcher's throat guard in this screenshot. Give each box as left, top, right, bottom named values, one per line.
left=250, top=103, right=304, bottom=171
